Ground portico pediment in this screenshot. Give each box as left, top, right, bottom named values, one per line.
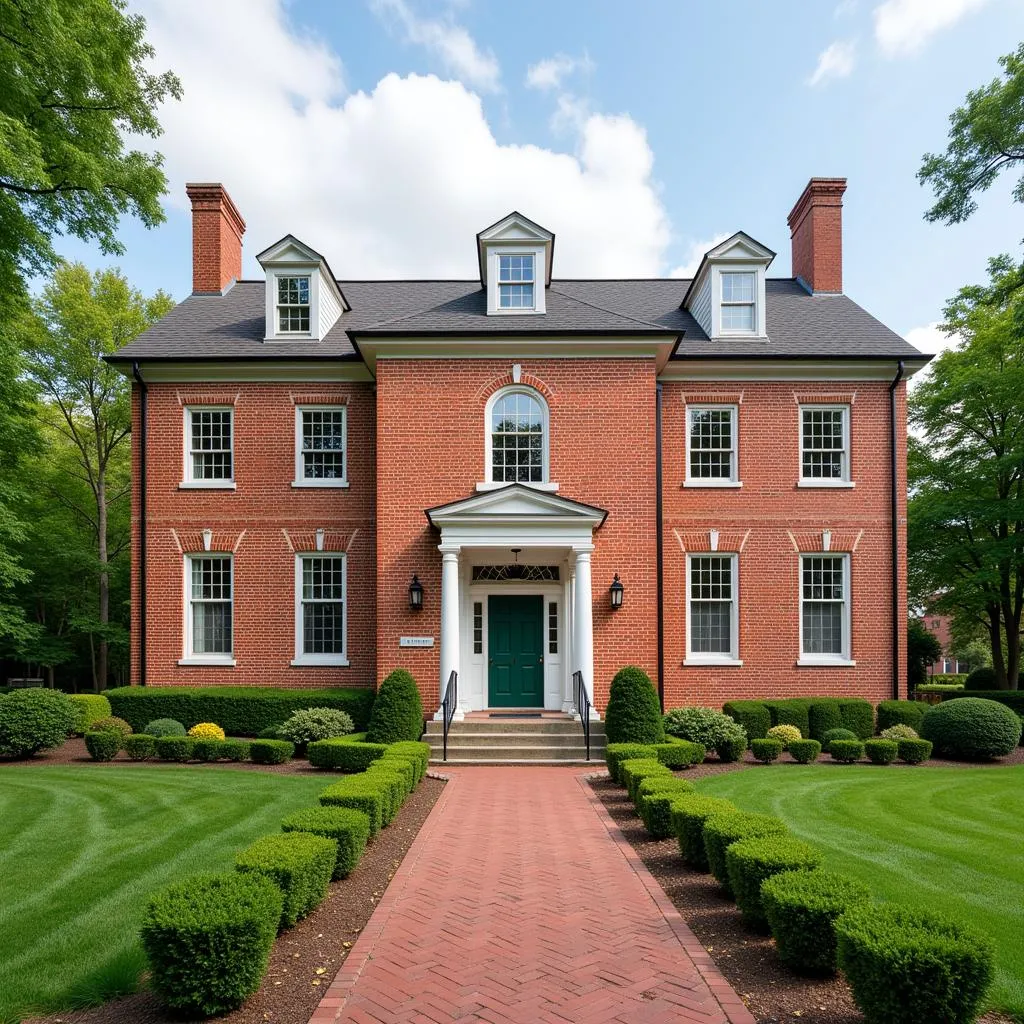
left=426, top=484, right=607, bottom=530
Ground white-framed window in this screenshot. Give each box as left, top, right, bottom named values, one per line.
left=277, top=275, right=311, bottom=334
left=183, top=555, right=234, bottom=664
left=183, top=407, right=234, bottom=486
left=294, top=406, right=347, bottom=487
left=548, top=601, right=558, bottom=655
left=498, top=254, right=535, bottom=310
left=799, top=553, right=852, bottom=664
left=486, top=386, right=549, bottom=485
left=800, top=405, right=851, bottom=484
left=293, top=553, right=348, bottom=666
left=686, top=405, right=739, bottom=485
left=472, top=601, right=483, bottom=655
left=685, top=553, right=740, bottom=664
left=720, top=271, right=756, bottom=333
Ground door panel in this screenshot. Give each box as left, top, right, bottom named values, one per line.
left=487, top=594, right=544, bottom=707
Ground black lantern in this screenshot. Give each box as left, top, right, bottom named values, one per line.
left=409, top=575, right=424, bottom=610
left=609, top=573, right=624, bottom=610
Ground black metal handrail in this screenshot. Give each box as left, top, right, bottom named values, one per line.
left=441, top=669, right=458, bottom=762
left=573, top=670, right=591, bottom=761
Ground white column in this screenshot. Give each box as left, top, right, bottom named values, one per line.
left=562, top=569, right=575, bottom=715
left=573, top=546, right=598, bottom=719
left=437, top=545, right=464, bottom=721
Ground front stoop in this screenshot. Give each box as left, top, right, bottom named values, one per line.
left=424, top=712, right=606, bottom=765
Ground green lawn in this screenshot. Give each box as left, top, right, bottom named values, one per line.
left=697, top=765, right=1024, bottom=1020
left=0, top=766, right=330, bottom=1024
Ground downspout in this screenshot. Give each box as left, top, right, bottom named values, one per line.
left=656, top=382, right=665, bottom=712
left=131, top=362, right=148, bottom=687
left=889, top=360, right=905, bottom=700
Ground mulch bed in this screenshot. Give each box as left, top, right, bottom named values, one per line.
left=25, top=775, right=445, bottom=1024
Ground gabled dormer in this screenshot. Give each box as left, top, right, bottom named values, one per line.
left=257, top=235, right=349, bottom=342
left=682, top=231, right=775, bottom=339
left=477, top=212, right=554, bottom=315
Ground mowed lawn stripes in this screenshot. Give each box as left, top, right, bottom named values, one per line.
left=697, top=765, right=1024, bottom=1018
left=0, top=766, right=329, bottom=1024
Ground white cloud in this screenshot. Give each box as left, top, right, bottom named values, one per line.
left=807, top=40, right=857, bottom=86
left=668, top=233, right=731, bottom=279
left=873, top=0, right=990, bottom=57
left=525, top=52, right=593, bottom=91
left=370, top=0, right=501, bottom=92
left=133, top=0, right=670, bottom=280
left=905, top=321, right=958, bottom=356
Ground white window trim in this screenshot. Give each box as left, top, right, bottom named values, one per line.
left=180, top=554, right=235, bottom=666
left=684, top=404, right=741, bottom=487
left=264, top=268, right=321, bottom=342
left=797, top=552, right=855, bottom=666
left=481, top=384, right=553, bottom=489
left=799, top=404, right=852, bottom=486
left=181, top=406, right=235, bottom=489
left=684, top=552, right=743, bottom=666
left=711, top=265, right=767, bottom=339
left=292, top=405, right=349, bottom=488
left=292, top=552, right=349, bottom=667
left=486, top=246, right=546, bottom=315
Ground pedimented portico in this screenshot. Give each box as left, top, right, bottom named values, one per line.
left=425, top=484, right=607, bottom=717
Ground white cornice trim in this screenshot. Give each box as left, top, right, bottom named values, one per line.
left=133, top=361, right=373, bottom=383
left=659, top=358, right=929, bottom=382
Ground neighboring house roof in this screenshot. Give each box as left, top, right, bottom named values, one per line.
left=108, top=276, right=924, bottom=363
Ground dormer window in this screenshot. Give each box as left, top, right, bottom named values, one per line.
left=720, top=272, right=756, bottom=333
left=477, top=212, right=553, bottom=316
left=277, top=276, right=311, bottom=333
left=498, top=254, right=535, bottom=310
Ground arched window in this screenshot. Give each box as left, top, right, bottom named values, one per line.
left=486, top=387, right=548, bottom=484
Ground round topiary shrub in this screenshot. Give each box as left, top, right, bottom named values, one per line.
left=821, top=727, right=857, bottom=750
left=0, top=689, right=77, bottom=759
left=606, top=667, right=664, bottom=744
left=84, top=730, right=122, bottom=761
left=864, top=739, right=898, bottom=765
left=669, top=794, right=738, bottom=871
left=663, top=706, right=739, bottom=749
left=829, top=739, right=864, bottom=763
left=715, top=722, right=749, bottom=762
left=365, top=669, right=424, bottom=744
left=278, top=707, right=355, bottom=752
left=726, top=836, right=821, bottom=931
left=68, top=693, right=113, bottom=735
left=189, top=722, right=226, bottom=741
left=703, top=811, right=789, bottom=893
left=762, top=869, right=872, bottom=975
left=836, top=903, right=995, bottom=1024
left=879, top=723, right=919, bottom=740
left=124, top=734, right=156, bottom=761
left=788, top=739, right=822, bottom=763
left=752, top=737, right=784, bottom=763
left=898, top=737, right=933, bottom=764
left=920, top=697, right=1022, bottom=759
left=767, top=724, right=802, bottom=749
left=155, top=736, right=195, bottom=762
left=964, top=666, right=997, bottom=691
left=145, top=718, right=187, bottom=738
left=92, top=716, right=133, bottom=739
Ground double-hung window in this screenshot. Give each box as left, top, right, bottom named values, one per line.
left=294, top=554, right=347, bottom=665
left=277, top=275, right=311, bottom=333
left=799, top=554, right=852, bottom=663
left=489, top=388, right=546, bottom=483
left=686, top=406, right=738, bottom=485
left=498, top=254, right=535, bottom=310
left=185, top=407, right=233, bottom=485
left=295, top=407, right=347, bottom=485
left=686, top=554, right=739, bottom=663
left=720, top=271, right=756, bottom=333
left=800, top=406, right=850, bottom=484
left=184, top=555, right=233, bottom=662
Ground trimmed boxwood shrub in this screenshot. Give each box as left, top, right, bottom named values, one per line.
left=258, top=725, right=282, bottom=740
left=145, top=718, right=186, bottom=737
left=829, top=739, right=864, bottom=763
left=764, top=698, right=812, bottom=737
left=636, top=775, right=695, bottom=801
left=192, top=738, right=227, bottom=763
left=249, top=739, right=295, bottom=765
left=946, top=688, right=1024, bottom=720
left=84, top=730, right=121, bottom=761
left=761, top=869, right=871, bottom=975
left=68, top=693, right=112, bottom=735
left=670, top=794, right=738, bottom=871
left=155, top=735, right=195, bottom=762
left=807, top=700, right=842, bottom=741
left=282, top=806, right=371, bottom=879
left=605, top=743, right=658, bottom=783
left=621, top=759, right=671, bottom=802
left=767, top=724, right=802, bottom=749
left=221, top=739, right=250, bottom=762
left=605, top=666, right=664, bottom=744
left=864, top=739, right=898, bottom=765
left=876, top=699, right=925, bottom=732
left=374, top=756, right=415, bottom=793
left=723, top=700, right=770, bottom=741
left=752, top=738, right=783, bottom=763
left=319, top=779, right=385, bottom=836
left=725, top=835, right=821, bottom=931
left=964, top=666, right=997, bottom=690
left=703, top=811, right=789, bottom=894
left=387, top=741, right=431, bottom=783
left=0, top=688, right=77, bottom=759
left=141, top=872, right=282, bottom=1016
left=920, top=697, right=1022, bottom=759
left=106, top=686, right=375, bottom=736
left=91, top=715, right=133, bottom=738
left=654, top=739, right=705, bottom=768
left=898, top=737, right=933, bottom=764
left=836, top=903, right=995, bottom=1024
left=235, top=831, right=337, bottom=929
left=365, top=669, right=424, bottom=743
left=788, top=739, right=821, bottom=764
left=639, top=783, right=697, bottom=839
left=821, top=727, right=857, bottom=749
left=836, top=698, right=875, bottom=739
left=308, top=738, right=389, bottom=772
left=879, top=724, right=919, bottom=740
left=715, top=724, right=748, bottom=762
left=124, top=733, right=157, bottom=761
left=663, top=707, right=737, bottom=750
left=363, top=768, right=406, bottom=823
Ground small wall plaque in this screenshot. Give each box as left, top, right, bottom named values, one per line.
left=399, top=636, right=435, bottom=648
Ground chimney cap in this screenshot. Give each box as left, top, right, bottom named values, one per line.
left=185, top=182, right=246, bottom=238
left=787, top=177, right=847, bottom=230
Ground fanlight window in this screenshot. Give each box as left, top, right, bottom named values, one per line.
left=471, top=565, right=560, bottom=582
left=490, top=389, right=545, bottom=483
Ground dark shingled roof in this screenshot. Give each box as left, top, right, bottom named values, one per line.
left=109, top=277, right=924, bottom=363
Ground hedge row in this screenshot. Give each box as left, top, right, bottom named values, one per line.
left=722, top=696, right=875, bottom=744
left=105, top=686, right=375, bottom=736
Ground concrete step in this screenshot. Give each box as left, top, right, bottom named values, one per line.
left=434, top=758, right=604, bottom=766
left=427, top=744, right=604, bottom=762
left=427, top=731, right=605, bottom=749
left=424, top=720, right=605, bottom=736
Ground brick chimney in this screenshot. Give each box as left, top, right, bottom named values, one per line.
left=185, top=183, right=246, bottom=294
left=787, top=177, right=847, bottom=294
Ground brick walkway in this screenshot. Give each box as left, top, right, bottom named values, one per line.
left=309, top=767, right=754, bottom=1024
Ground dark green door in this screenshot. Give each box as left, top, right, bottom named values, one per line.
left=488, top=594, right=544, bottom=707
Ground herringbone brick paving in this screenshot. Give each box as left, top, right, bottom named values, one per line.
left=309, top=768, right=755, bottom=1024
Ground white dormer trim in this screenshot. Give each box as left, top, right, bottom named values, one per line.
left=477, top=212, right=554, bottom=316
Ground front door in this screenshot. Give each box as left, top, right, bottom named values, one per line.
left=487, top=594, right=544, bottom=707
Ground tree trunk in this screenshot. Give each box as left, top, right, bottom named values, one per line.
left=97, top=468, right=108, bottom=692
left=988, top=609, right=1007, bottom=686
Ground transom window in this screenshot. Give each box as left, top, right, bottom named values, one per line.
left=800, top=554, right=850, bottom=660
left=801, top=406, right=850, bottom=482
left=296, top=554, right=347, bottom=663
left=498, top=254, right=535, bottom=309
left=186, top=408, right=233, bottom=482
left=277, top=275, right=311, bottom=333
left=489, top=388, right=546, bottom=483
left=187, top=555, right=233, bottom=658
left=687, top=554, right=738, bottom=661
left=687, top=406, right=738, bottom=482
left=720, top=271, right=756, bottom=332
left=297, top=407, right=346, bottom=483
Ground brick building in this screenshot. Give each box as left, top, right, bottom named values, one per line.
left=109, top=178, right=928, bottom=717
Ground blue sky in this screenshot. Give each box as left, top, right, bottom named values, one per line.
left=59, top=0, right=1024, bottom=351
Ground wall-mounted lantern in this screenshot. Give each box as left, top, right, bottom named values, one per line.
left=409, top=574, right=424, bottom=610
left=609, top=573, right=624, bottom=610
